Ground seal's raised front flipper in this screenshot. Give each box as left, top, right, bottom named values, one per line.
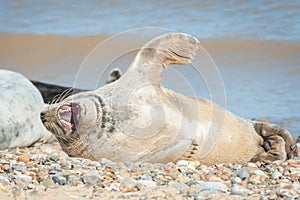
left=250, top=121, right=298, bottom=162
left=127, top=33, right=200, bottom=83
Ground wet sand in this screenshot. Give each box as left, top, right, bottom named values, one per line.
left=1, top=32, right=299, bottom=85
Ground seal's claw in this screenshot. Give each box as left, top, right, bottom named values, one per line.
left=262, top=141, right=272, bottom=151
left=287, top=143, right=298, bottom=159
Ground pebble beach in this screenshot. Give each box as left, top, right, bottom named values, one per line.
left=0, top=141, right=299, bottom=200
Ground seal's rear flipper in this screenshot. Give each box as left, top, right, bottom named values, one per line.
left=250, top=121, right=298, bottom=162
left=128, top=33, right=200, bottom=83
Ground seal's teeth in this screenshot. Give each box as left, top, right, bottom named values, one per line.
left=60, top=119, right=72, bottom=129
left=59, top=109, right=70, bottom=113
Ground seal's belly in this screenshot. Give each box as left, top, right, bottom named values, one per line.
left=200, top=112, right=263, bottom=165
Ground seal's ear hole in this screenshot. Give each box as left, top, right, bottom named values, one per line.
left=107, top=68, right=122, bottom=84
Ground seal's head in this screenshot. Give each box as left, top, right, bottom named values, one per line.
left=40, top=93, right=102, bottom=160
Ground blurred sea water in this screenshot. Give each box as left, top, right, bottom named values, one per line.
left=0, top=0, right=299, bottom=136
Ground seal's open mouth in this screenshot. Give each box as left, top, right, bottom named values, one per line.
left=58, top=103, right=80, bottom=130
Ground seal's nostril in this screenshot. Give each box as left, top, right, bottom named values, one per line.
left=40, top=111, right=46, bottom=123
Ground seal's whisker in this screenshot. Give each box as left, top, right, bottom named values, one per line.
left=49, top=93, right=61, bottom=106
left=48, top=90, right=68, bottom=110
left=53, top=88, right=73, bottom=105
left=57, top=88, right=73, bottom=103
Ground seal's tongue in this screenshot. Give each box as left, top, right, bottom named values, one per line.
left=58, top=104, right=79, bottom=130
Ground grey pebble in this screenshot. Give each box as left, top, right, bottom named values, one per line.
left=83, top=170, right=101, bottom=185
left=265, top=166, right=275, bottom=173
left=271, top=171, right=282, bottom=179
left=139, top=194, right=149, bottom=200
left=137, top=174, right=153, bottom=180
left=52, top=176, right=60, bottom=184
left=15, top=180, right=27, bottom=189
left=12, top=186, right=22, bottom=197
left=42, top=177, right=56, bottom=188
left=0, top=176, right=10, bottom=186
left=68, top=175, right=83, bottom=186
left=121, top=177, right=137, bottom=188
left=14, top=174, right=32, bottom=182
left=291, top=182, right=300, bottom=190
left=197, top=181, right=227, bottom=194
left=50, top=163, right=60, bottom=171
left=231, top=184, right=250, bottom=195
left=137, top=180, right=156, bottom=188
left=187, top=190, right=205, bottom=200
left=109, top=183, right=120, bottom=191
left=51, top=175, right=66, bottom=185
left=168, top=182, right=189, bottom=191
left=12, top=165, right=27, bottom=171
left=27, top=183, right=36, bottom=189
left=232, top=177, right=242, bottom=184
left=43, top=147, right=53, bottom=154
left=30, top=154, right=44, bottom=160
left=234, top=169, right=250, bottom=180
left=252, top=169, right=265, bottom=176
left=0, top=183, right=4, bottom=190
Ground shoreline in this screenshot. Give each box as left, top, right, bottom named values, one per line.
left=0, top=141, right=299, bottom=199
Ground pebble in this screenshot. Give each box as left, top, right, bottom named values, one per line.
left=109, top=182, right=120, bottom=191
left=0, top=141, right=299, bottom=199
left=187, top=190, right=205, bottom=200
left=271, top=171, right=282, bottom=179
left=197, top=181, right=228, bottom=194
left=18, top=155, right=30, bottom=163
left=231, top=184, right=250, bottom=195
left=168, top=182, right=189, bottom=191
left=0, top=183, right=4, bottom=192
left=0, top=176, right=10, bottom=186
left=2, top=164, right=10, bottom=171
left=13, top=165, right=27, bottom=171
left=42, top=177, right=56, bottom=188
left=83, top=170, right=101, bottom=185
left=233, top=169, right=250, bottom=180
left=251, top=169, right=265, bottom=176
left=291, top=182, right=300, bottom=190
left=120, top=177, right=137, bottom=192
left=246, top=162, right=258, bottom=168
left=139, top=194, right=149, bottom=200
left=68, top=175, right=83, bottom=186
left=232, top=177, right=242, bottom=184
left=14, top=174, right=32, bottom=182
left=137, top=180, right=156, bottom=187
left=52, top=176, right=61, bottom=184
left=176, top=160, right=189, bottom=167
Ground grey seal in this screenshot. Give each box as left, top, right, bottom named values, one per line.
left=40, top=33, right=298, bottom=164
left=0, top=69, right=54, bottom=149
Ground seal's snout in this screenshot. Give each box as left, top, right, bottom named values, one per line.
left=57, top=103, right=80, bottom=131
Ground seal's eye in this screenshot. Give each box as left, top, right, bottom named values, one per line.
left=58, top=103, right=80, bottom=131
